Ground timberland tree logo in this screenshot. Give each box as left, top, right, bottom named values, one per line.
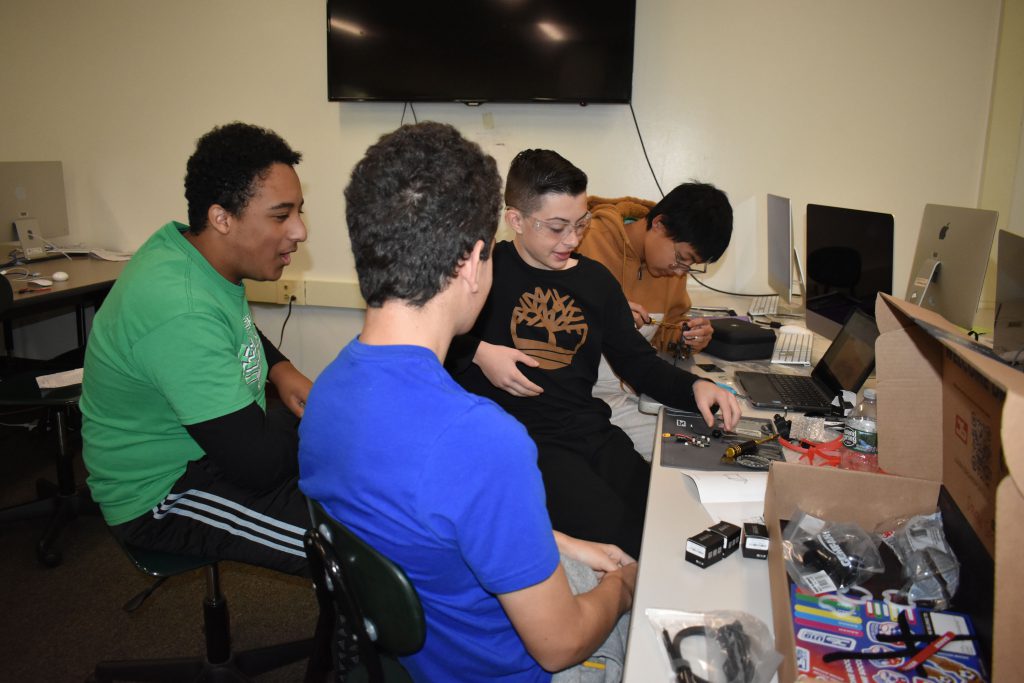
left=510, top=287, right=588, bottom=370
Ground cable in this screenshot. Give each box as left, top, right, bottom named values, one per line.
left=278, top=296, right=295, bottom=348
left=687, top=273, right=776, bottom=298
left=409, top=102, right=419, bottom=123
left=629, top=102, right=664, bottom=199
left=400, top=102, right=408, bottom=126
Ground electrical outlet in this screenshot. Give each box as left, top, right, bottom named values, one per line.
left=277, top=279, right=305, bottom=305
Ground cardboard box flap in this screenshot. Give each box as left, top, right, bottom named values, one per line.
left=877, top=294, right=1024, bottom=490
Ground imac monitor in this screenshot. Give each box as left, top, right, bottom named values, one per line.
left=766, top=194, right=795, bottom=304
left=994, top=230, right=1024, bottom=364
left=805, top=203, right=894, bottom=339
left=906, top=204, right=998, bottom=330
left=0, top=161, right=70, bottom=243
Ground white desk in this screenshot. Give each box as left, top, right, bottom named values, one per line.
left=621, top=306, right=836, bottom=682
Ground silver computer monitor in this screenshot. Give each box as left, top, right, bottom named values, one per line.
left=766, top=194, right=794, bottom=304
left=0, top=161, right=70, bottom=243
left=906, top=204, right=998, bottom=330
left=994, top=230, right=1024, bottom=365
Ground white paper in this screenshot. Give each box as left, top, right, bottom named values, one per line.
left=35, top=367, right=83, bottom=388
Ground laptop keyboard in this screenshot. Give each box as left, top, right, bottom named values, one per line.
left=771, top=330, right=812, bottom=365
left=748, top=295, right=779, bottom=317
left=765, top=373, right=830, bottom=407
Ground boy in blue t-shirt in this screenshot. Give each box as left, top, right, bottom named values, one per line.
left=298, top=122, right=636, bottom=681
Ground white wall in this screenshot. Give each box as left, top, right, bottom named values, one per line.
left=0, top=1, right=1004, bottom=377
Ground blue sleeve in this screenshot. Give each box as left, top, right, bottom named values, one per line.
left=419, top=402, right=559, bottom=595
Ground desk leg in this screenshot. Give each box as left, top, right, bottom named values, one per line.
left=75, top=304, right=87, bottom=349
left=2, top=319, right=12, bottom=355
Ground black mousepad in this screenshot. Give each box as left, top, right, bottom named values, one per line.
left=659, top=409, right=783, bottom=472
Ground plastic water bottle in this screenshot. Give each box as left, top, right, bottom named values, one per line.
left=840, top=389, right=879, bottom=472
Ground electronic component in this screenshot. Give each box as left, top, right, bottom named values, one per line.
left=742, top=523, right=769, bottom=560
left=708, top=521, right=741, bottom=557
left=685, top=529, right=725, bottom=568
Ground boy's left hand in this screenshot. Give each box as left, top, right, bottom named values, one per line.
left=682, top=317, right=713, bottom=352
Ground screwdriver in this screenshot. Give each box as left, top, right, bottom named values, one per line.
left=722, top=433, right=779, bottom=461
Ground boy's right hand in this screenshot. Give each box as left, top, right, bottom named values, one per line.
left=474, top=341, right=544, bottom=397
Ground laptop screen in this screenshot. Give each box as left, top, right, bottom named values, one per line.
left=811, top=308, right=879, bottom=395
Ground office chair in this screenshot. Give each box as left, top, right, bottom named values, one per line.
left=93, top=539, right=333, bottom=682
left=0, top=275, right=94, bottom=567
left=305, top=499, right=426, bottom=683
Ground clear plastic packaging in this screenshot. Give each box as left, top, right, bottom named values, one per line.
left=839, top=388, right=879, bottom=471
left=875, top=510, right=960, bottom=610
left=646, top=609, right=782, bottom=683
left=782, top=509, right=884, bottom=594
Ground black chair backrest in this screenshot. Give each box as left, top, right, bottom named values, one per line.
left=306, top=500, right=426, bottom=663
left=1, top=275, right=12, bottom=315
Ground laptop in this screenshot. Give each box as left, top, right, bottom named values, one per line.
left=735, top=308, right=879, bottom=411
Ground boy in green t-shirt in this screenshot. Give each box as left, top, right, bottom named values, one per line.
left=81, top=122, right=312, bottom=575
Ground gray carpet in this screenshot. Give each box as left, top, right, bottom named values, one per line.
left=0, top=417, right=321, bottom=682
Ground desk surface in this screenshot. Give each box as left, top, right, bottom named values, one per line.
left=5, top=257, right=125, bottom=309
left=621, top=297, right=834, bottom=682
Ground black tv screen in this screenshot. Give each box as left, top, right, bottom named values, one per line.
left=327, top=0, right=636, bottom=104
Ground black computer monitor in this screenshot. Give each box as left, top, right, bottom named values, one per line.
left=805, top=203, right=894, bottom=339
left=994, top=229, right=1024, bottom=366
left=906, top=204, right=998, bottom=331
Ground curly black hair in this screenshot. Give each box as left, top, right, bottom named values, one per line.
left=345, top=122, right=502, bottom=308
left=504, top=149, right=588, bottom=215
left=184, top=122, right=302, bottom=233
left=650, top=182, right=733, bottom=263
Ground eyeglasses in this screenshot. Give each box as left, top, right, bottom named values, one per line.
left=670, top=246, right=707, bottom=273
left=514, top=209, right=592, bottom=241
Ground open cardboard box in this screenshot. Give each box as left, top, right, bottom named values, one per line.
left=764, top=293, right=1024, bottom=681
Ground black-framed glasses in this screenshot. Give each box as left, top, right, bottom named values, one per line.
left=670, top=248, right=707, bottom=273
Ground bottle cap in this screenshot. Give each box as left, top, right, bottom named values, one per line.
left=863, top=388, right=877, bottom=400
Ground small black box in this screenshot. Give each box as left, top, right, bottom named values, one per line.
left=685, top=529, right=724, bottom=568
left=708, top=521, right=742, bottom=557
left=705, top=318, right=776, bottom=361
left=742, top=522, right=769, bottom=560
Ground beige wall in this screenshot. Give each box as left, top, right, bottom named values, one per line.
left=0, top=0, right=1009, bottom=377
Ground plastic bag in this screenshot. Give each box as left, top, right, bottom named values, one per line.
left=646, top=608, right=782, bottom=683
left=875, top=510, right=960, bottom=610
left=782, top=509, right=883, bottom=594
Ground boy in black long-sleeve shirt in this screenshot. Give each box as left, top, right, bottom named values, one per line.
left=446, top=150, right=740, bottom=557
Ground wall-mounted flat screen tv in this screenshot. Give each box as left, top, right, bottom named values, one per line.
left=327, top=0, right=636, bottom=104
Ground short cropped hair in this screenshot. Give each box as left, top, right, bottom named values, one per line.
left=184, top=122, right=302, bottom=234
left=345, top=122, right=502, bottom=308
left=650, top=182, right=733, bottom=263
left=504, top=149, right=588, bottom=215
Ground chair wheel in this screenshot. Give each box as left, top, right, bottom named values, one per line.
left=37, top=545, right=62, bottom=567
